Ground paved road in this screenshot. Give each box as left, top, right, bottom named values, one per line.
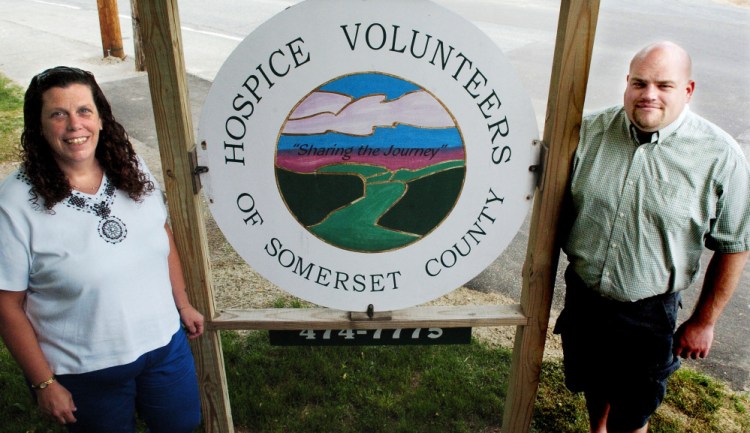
left=0, top=0, right=748, bottom=391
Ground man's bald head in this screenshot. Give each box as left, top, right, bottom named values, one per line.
left=624, top=41, right=695, bottom=132
left=630, top=41, right=693, bottom=80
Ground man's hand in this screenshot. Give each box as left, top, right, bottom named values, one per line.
left=673, top=318, right=714, bottom=359
left=674, top=251, right=749, bottom=360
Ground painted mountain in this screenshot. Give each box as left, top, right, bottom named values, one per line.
left=276, top=72, right=466, bottom=252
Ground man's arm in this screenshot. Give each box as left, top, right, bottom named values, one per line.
left=674, top=250, right=750, bottom=359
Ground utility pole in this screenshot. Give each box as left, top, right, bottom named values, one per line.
left=130, top=0, right=146, bottom=70
left=97, top=0, right=125, bottom=59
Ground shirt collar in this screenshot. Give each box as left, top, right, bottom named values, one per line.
left=625, top=105, right=689, bottom=145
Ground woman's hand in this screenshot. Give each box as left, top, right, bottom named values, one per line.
left=36, top=381, right=77, bottom=425
left=178, top=305, right=204, bottom=339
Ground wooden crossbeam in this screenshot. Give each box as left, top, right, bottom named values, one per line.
left=210, top=304, right=527, bottom=331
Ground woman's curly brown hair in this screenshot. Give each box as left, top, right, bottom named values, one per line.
left=21, top=66, right=154, bottom=211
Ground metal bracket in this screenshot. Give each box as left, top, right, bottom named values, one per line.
left=189, top=147, right=209, bottom=194
left=528, top=139, right=548, bottom=192
left=349, top=304, right=393, bottom=321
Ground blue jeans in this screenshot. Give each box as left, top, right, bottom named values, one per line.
left=55, top=327, right=201, bottom=433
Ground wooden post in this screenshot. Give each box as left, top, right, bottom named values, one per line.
left=502, top=1, right=599, bottom=432
left=130, top=0, right=146, bottom=71
left=96, top=0, right=125, bottom=59
left=134, top=0, right=234, bottom=432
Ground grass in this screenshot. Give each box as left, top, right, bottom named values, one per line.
left=1, top=332, right=748, bottom=433
left=0, top=74, right=23, bottom=164
left=0, top=71, right=748, bottom=432
left=223, top=332, right=509, bottom=433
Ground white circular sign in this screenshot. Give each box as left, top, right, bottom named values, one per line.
left=198, top=0, right=539, bottom=312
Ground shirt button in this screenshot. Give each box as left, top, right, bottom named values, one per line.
left=611, top=243, right=618, bottom=248
left=619, top=212, right=625, bottom=218
left=628, top=180, right=634, bottom=185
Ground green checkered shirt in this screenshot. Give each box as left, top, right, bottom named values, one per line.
left=564, top=106, right=750, bottom=302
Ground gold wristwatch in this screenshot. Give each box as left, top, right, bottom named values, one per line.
left=31, top=376, right=56, bottom=390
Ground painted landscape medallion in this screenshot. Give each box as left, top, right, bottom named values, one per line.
left=276, top=73, right=465, bottom=252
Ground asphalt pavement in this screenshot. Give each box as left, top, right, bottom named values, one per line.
left=0, top=0, right=748, bottom=391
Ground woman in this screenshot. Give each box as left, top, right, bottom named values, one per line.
left=0, top=66, right=204, bottom=432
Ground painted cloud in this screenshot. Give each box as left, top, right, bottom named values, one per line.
left=283, top=90, right=455, bottom=136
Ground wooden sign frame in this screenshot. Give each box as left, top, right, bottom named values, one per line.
left=134, top=0, right=600, bottom=431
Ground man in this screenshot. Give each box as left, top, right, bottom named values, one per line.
left=555, top=41, right=750, bottom=433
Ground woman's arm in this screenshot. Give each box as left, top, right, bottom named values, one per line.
left=164, top=223, right=204, bottom=339
left=0, top=290, right=77, bottom=424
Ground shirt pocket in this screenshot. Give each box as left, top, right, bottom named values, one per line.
left=642, top=178, right=695, bottom=230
